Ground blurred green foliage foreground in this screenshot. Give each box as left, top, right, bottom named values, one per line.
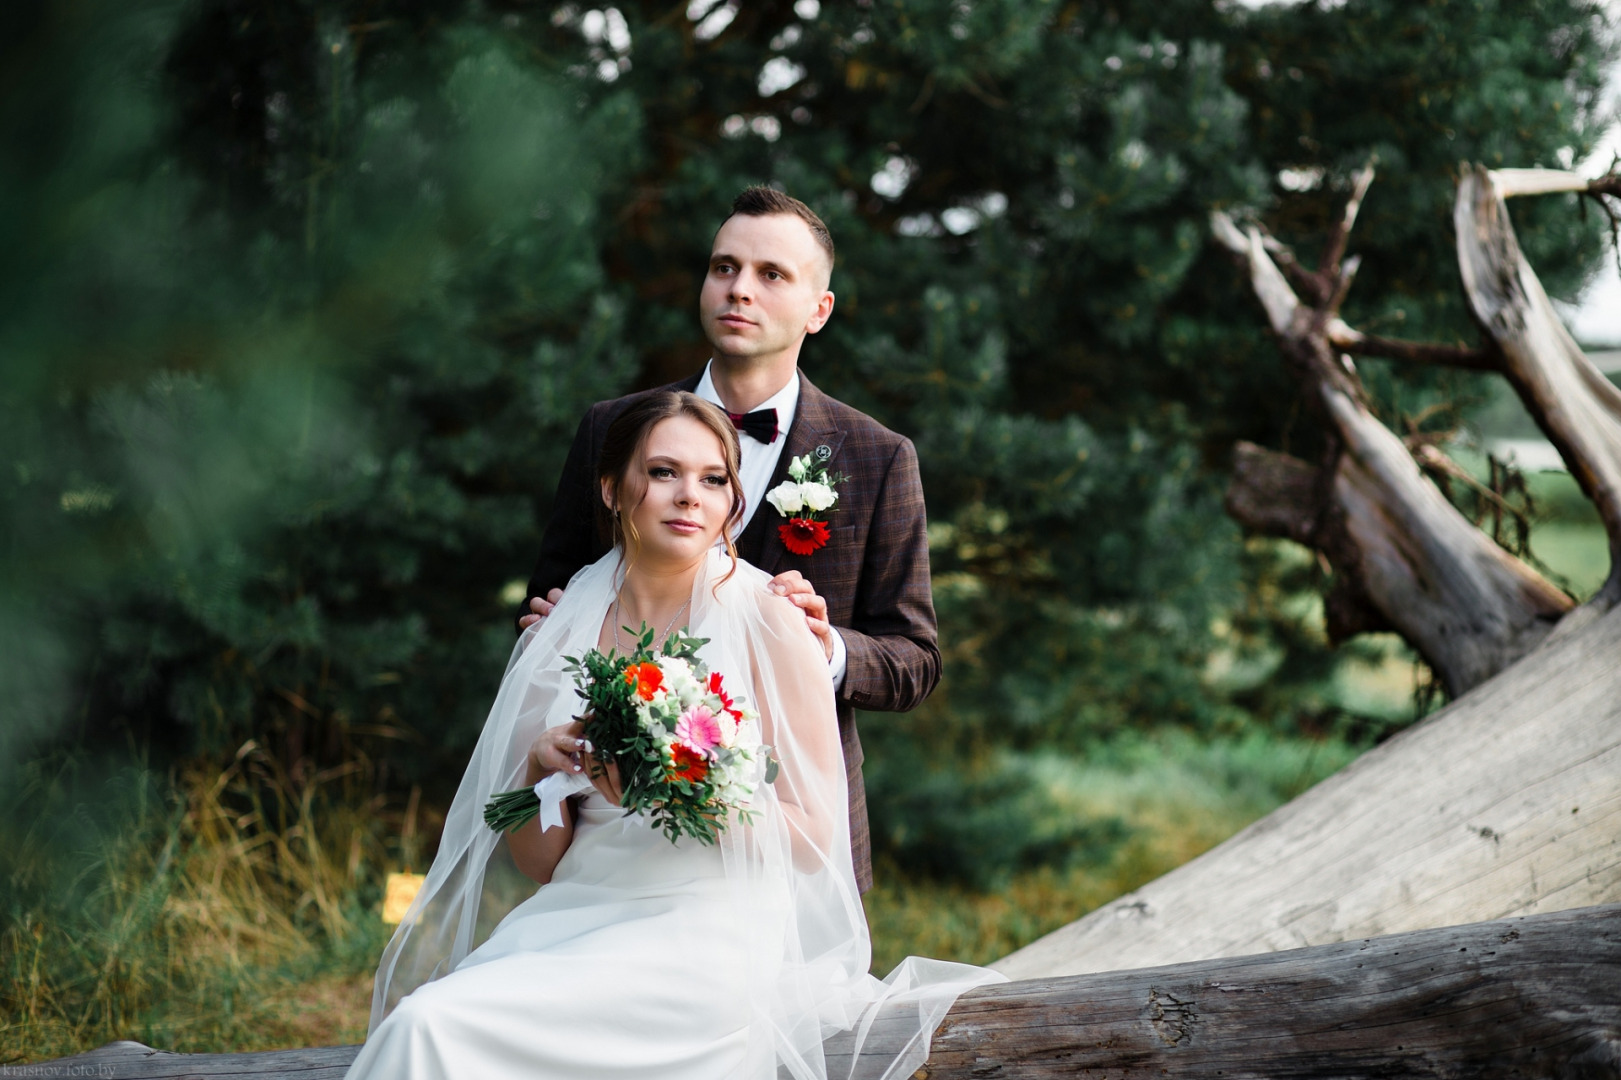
left=2, top=0, right=1615, bottom=1060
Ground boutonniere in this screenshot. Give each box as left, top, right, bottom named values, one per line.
left=765, top=448, right=847, bottom=556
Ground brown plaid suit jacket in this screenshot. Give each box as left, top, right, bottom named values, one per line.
left=518, top=370, right=940, bottom=892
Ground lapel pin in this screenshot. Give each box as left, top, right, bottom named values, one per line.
left=815, top=444, right=832, bottom=461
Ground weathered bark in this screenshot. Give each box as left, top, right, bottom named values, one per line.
left=40, top=906, right=1621, bottom=1079
left=927, top=906, right=1621, bottom=1079
left=1456, top=164, right=1621, bottom=611
left=40, top=1041, right=357, bottom=1079
left=993, top=595, right=1621, bottom=981
left=1212, top=195, right=1572, bottom=695
left=1225, top=441, right=1317, bottom=545
left=1321, top=379, right=1571, bottom=685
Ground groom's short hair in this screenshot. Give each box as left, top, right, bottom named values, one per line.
left=726, top=187, right=835, bottom=273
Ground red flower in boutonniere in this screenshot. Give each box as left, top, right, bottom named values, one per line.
left=778, top=517, right=831, bottom=556
left=765, top=450, right=847, bottom=558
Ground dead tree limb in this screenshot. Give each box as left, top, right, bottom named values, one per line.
left=1329, top=327, right=1498, bottom=371
left=40, top=905, right=1621, bottom=1079
left=1456, top=164, right=1621, bottom=611
left=1317, top=159, right=1376, bottom=283
left=1212, top=196, right=1572, bottom=695
left=1225, top=442, right=1317, bottom=546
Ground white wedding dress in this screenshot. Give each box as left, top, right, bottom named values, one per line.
left=348, top=549, right=1001, bottom=1080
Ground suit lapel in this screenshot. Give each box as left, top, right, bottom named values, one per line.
left=739, top=372, right=846, bottom=574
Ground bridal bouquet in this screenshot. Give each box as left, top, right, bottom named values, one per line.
left=484, top=626, right=773, bottom=845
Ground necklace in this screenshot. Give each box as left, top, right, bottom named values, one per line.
left=613, top=593, right=691, bottom=653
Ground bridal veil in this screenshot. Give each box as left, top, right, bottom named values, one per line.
left=368, top=548, right=1002, bottom=1080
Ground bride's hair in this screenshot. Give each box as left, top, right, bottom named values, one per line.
left=596, top=391, right=744, bottom=578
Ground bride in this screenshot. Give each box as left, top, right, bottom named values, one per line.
left=348, top=391, right=1001, bottom=1080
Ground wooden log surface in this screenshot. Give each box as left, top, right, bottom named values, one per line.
left=39, top=905, right=1621, bottom=1079
left=34, top=1039, right=359, bottom=1079
left=994, top=597, right=1621, bottom=982
left=922, top=905, right=1621, bottom=1079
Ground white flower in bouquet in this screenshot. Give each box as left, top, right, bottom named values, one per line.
left=787, top=455, right=809, bottom=481
left=713, top=707, right=739, bottom=748
left=732, top=709, right=763, bottom=750
left=659, top=656, right=700, bottom=699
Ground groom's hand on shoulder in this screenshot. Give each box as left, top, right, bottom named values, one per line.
left=519, top=588, right=565, bottom=630
left=769, top=571, right=834, bottom=661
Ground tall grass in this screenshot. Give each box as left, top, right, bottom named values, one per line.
left=4, top=729, right=1364, bottom=1061
left=1, top=747, right=390, bottom=1062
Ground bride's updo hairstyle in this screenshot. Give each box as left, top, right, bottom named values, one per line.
left=596, top=390, right=744, bottom=574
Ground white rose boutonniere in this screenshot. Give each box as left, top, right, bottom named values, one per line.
left=768, top=451, right=847, bottom=556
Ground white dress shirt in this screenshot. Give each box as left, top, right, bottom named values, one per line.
left=694, top=361, right=848, bottom=689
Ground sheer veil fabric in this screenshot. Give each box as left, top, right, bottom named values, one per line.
left=363, top=548, right=1003, bottom=1080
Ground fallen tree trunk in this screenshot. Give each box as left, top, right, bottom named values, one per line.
left=922, top=905, right=1621, bottom=1079
left=993, top=594, right=1621, bottom=981
left=40, top=905, right=1621, bottom=1078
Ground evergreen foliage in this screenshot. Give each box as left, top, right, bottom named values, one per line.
left=2, top=0, right=1614, bottom=906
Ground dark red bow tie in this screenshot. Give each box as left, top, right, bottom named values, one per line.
left=726, top=408, right=779, bottom=444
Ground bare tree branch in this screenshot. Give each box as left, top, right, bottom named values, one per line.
left=1317, top=159, right=1377, bottom=281
left=1213, top=171, right=1576, bottom=695
left=1320, top=253, right=1360, bottom=324
left=1225, top=442, right=1318, bottom=545
left=1259, top=232, right=1332, bottom=304
left=1588, top=169, right=1621, bottom=200
left=1329, top=327, right=1500, bottom=371
left=1456, top=163, right=1621, bottom=608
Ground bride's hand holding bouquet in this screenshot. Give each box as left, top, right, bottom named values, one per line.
left=487, top=624, right=769, bottom=845
left=520, top=719, right=622, bottom=805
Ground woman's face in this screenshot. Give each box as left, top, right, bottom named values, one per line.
left=607, top=415, right=734, bottom=566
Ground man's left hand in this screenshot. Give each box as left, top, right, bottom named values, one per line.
left=769, top=570, right=834, bottom=660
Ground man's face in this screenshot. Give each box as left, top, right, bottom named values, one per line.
left=699, top=213, right=834, bottom=366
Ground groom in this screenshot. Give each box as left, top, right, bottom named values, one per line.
left=517, top=187, right=937, bottom=892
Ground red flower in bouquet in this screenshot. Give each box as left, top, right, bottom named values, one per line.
left=668, top=743, right=710, bottom=783
left=707, top=671, right=744, bottom=722
left=778, top=517, right=830, bottom=556
left=624, top=662, right=663, bottom=701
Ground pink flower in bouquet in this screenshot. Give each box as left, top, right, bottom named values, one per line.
left=675, top=705, right=723, bottom=758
